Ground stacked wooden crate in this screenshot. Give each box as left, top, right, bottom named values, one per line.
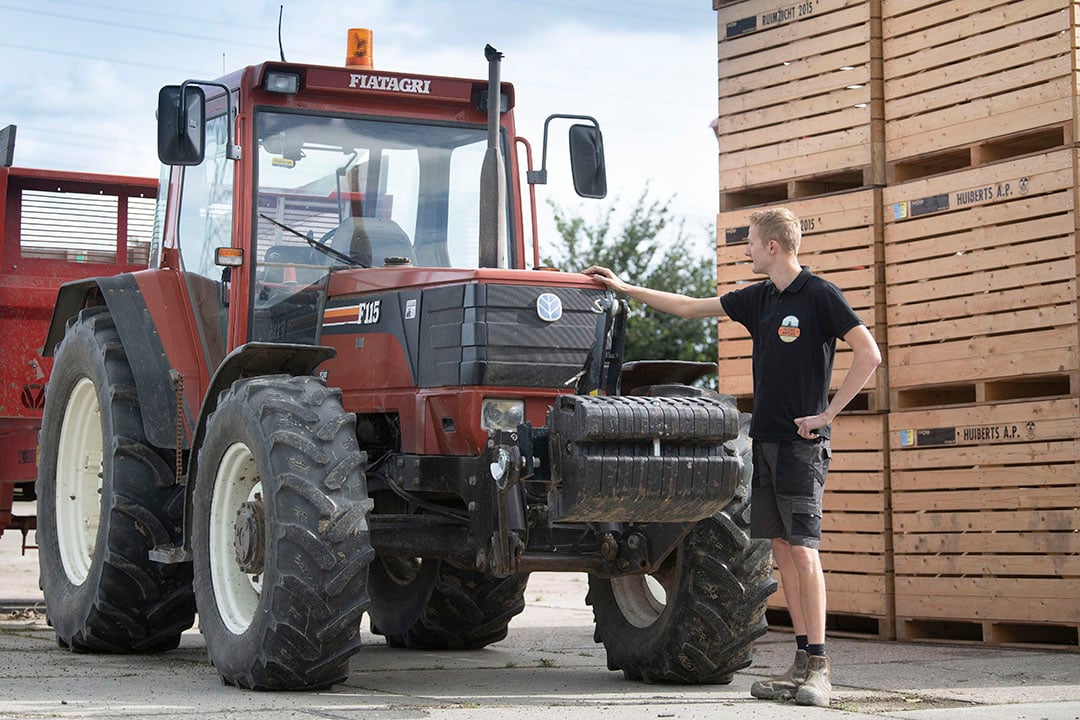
left=882, top=0, right=1080, bottom=648
left=717, top=191, right=887, bottom=408
left=883, top=0, right=1075, bottom=183
left=714, top=0, right=1080, bottom=648
left=717, top=193, right=893, bottom=638
left=713, top=0, right=892, bottom=631
left=889, top=400, right=1080, bottom=647
left=714, top=0, right=884, bottom=210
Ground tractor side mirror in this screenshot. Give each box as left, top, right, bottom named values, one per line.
left=157, top=85, right=206, bottom=166
left=568, top=123, right=607, bottom=199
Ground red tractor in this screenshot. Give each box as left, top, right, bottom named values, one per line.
left=0, top=125, right=157, bottom=549
left=35, top=34, right=774, bottom=690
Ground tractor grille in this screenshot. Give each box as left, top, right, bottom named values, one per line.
left=419, top=283, right=606, bottom=388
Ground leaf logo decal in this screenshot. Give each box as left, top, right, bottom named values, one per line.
left=536, top=293, right=563, bottom=322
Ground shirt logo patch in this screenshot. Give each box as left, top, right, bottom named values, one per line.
left=778, top=315, right=801, bottom=343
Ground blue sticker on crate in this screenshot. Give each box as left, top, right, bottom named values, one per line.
left=725, top=226, right=750, bottom=244
left=894, top=193, right=950, bottom=220
left=726, top=16, right=757, bottom=38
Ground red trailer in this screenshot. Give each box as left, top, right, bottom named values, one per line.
left=0, top=127, right=157, bottom=546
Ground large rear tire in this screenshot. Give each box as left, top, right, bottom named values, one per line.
left=587, top=404, right=775, bottom=683
left=192, top=375, right=373, bottom=690
left=368, top=557, right=528, bottom=649
left=37, top=307, right=195, bottom=653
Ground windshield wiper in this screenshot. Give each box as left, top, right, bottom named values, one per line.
left=258, top=213, right=368, bottom=268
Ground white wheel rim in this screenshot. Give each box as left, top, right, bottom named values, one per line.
left=611, top=573, right=669, bottom=629
left=55, top=377, right=104, bottom=586
left=209, top=442, right=264, bottom=634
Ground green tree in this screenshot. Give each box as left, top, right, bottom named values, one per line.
left=544, top=190, right=718, bottom=366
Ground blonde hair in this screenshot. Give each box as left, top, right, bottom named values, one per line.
left=749, top=208, right=801, bottom=254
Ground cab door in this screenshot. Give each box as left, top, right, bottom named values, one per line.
left=175, top=113, right=235, bottom=373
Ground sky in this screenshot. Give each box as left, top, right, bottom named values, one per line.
left=0, top=0, right=721, bottom=259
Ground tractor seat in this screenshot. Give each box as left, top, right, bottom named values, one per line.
left=330, top=217, right=415, bottom=267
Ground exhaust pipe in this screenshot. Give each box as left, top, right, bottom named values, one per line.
left=478, top=44, right=506, bottom=268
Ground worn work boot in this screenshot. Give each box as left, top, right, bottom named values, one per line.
left=795, top=654, right=832, bottom=707
left=750, top=649, right=808, bottom=700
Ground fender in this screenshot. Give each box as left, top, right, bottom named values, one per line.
left=43, top=275, right=182, bottom=449
left=619, top=360, right=718, bottom=395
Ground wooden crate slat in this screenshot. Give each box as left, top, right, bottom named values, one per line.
left=824, top=513, right=886, bottom=534
left=892, top=485, right=1080, bottom=512
left=885, top=20, right=1067, bottom=103
left=886, top=303, right=1076, bottom=349
left=887, top=45, right=1069, bottom=120
left=894, top=595, right=1080, bottom=626
left=829, top=449, right=886, bottom=472
left=720, top=46, right=872, bottom=107
left=886, top=195, right=1074, bottom=266
left=721, top=126, right=874, bottom=188
left=825, top=492, right=886, bottom=512
left=889, top=397, right=1080, bottom=433
left=895, top=554, right=1080, bottom=577
left=886, top=234, right=1074, bottom=288
left=893, top=508, right=1076, bottom=533
left=721, top=102, right=871, bottom=155
left=824, top=533, right=889, bottom=554
left=717, top=81, right=870, bottom=137
left=892, top=465, right=1080, bottom=492
left=832, top=413, right=890, bottom=447
left=719, top=8, right=872, bottom=69
left=826, top=471, right=888, bottom=492
left=889, top=344, right=1075, bottom=388
left=886, top=280, right=1074, bottom=327
left=885, top=0, right=1054, bottom=62
left=884, top=257, right=1076, bottom=308
left=896, top=576, right=1080, bottom=601
left=887, top=93, right=1074, bottom=163
left=883, top=2, right=1065, bottom=66
left=882, top=0, right=1020, bottom=35
left=892, top=441, right=1080, bottom=471
left=821, top=552, right=890, bottom=574
left=893, top=531, right=1080, bottom=554
left=720, top=187, right=880, bottom=228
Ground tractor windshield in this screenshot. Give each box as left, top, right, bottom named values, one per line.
left=253, top=110, right=508, bottom=273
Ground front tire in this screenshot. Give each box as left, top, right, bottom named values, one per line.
left=192, top=375, right=374, bottom=690
left=587, top=406, right=775, bottom=683
left=368, top=557, right=528, bottom=649
left=37, top=307, right=195, bottom=653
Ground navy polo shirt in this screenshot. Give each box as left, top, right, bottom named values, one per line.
left=719, top=267, right=862, bottom=442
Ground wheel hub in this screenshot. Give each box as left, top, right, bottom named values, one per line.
left=233, top=500, right=266, bottom=575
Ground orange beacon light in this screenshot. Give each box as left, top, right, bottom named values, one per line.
left=346, top=28, right=374, bottom=68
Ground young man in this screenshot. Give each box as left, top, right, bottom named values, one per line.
left=583, top=207, right=881, bottom=707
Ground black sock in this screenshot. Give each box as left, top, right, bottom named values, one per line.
left=806, top=643, right=826, bottom=657
left=796, top=635, right=809, bottom=651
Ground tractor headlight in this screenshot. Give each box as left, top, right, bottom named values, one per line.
left=481, top=399, right=525, bottom=432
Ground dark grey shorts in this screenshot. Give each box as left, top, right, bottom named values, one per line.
left=750, top=439, right=831, bottom=548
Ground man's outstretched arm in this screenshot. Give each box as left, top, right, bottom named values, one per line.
left=583, top=265, right=725, bottom=319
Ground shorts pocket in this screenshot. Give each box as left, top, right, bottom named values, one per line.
left=791, top=496, right=822, bottom=540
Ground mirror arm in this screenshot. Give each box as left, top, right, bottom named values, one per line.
left=180, top=79, right=241, bottom=161
left=527, top=113, right=602, bottom=186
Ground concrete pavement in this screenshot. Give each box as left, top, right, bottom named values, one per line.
left=1, top=531, right=1077, bottom=720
